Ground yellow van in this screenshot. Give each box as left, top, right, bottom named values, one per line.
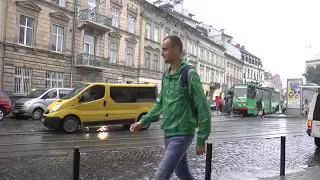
left=42, top=83, right=159, bottom=132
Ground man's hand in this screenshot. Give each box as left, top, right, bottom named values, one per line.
left=196, top=145, right=206, bottom=155
left=130, top=122, right=142, bottom=132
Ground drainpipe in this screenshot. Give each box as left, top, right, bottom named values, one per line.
left=70, top=0, right=78, bottom=88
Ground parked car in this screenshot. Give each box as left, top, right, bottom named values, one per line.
left=0, top=90, right=11, bottom=121
left=12, top=88, right=73, bottom=120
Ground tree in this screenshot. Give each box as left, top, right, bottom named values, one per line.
left=303, top=64, right=320, bottom=85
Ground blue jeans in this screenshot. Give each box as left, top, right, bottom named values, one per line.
left=155, top=134, right=195, bottom=180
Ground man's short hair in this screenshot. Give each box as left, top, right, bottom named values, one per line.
left=163, top=35, right=183, bottom=54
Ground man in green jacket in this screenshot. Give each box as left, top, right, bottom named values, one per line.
left=130, top=35, right=211, bottom=180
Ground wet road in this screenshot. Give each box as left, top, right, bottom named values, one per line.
left=0, top=116, right=308, bottom=157
left=1, top=116, right=319, bottom=179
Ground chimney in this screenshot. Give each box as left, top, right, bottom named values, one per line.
left=227, top=40, right=231, bottom=43
left=236, top=44, right=240, bottom=47
left=220, top=29, right=225, bottom=33
left=241, top=45, right=245, bottom=49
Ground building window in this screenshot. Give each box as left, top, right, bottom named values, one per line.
left=206, top=68, right=210, bottom=83
left=126, top=46, right=134, bottom=66
left=55, top=0, right=66, bottom=7
left=19, top=15, right=34, bottom=46
left=145, top=52, right=150, bottom=68
left=112, top=8, right=120, bottom=27
left=200, top=49, right=204, bottom=60
left=84, top=34, right=95, bottom=55
left=153, top=54, right=158, bottom=71
left=146, top=23, right=151, bottom=39
left=200, top=66, right=204, bottom=82
left=165, top=31, right=170, bottom=37
left=193, top=44, right=196, bottom=56
left=128, top=15, right=135, bottom=33
left=46, top=71, right=64, bottom=88
left=110, top=42, right=118, bottom=63
left=51, top=25, right=64, bottom=53
left=88, top=0, right=96, bottom=10
left=14, top=67, right=32, bottom=95
left=154, top=27, right=159, bottom=42
left=206, top=51, right=209, bottom=62
left=188, top=42, right=193, bottom=54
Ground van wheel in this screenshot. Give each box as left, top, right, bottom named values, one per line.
left=138, top=113, right=150, bottom=130
left=31, top=108, right=43, bottom=120
left=62, top=116, right=79, bottom=133
left=0, top=108, right=5, bottom=121
left=315, top=138, right=320, bottom=147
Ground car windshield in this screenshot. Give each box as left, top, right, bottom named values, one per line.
left=234, top=86, right=248, bottom=98
left=25, top=89, right=47, bottom=98
left=61, top=87, right=85, bottom=99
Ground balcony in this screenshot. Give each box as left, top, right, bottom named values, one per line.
left=78, top=9, right=112, bottom=33
left=75, top=54, right=109, bottom=71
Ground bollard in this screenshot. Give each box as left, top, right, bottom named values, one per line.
left=280, top=136, right=285, bottom=176
left=73, top=146, right=80, bottom=180
left=205, top=143, right=213, bottom=180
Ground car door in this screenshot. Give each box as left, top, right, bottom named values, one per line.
left=74, top=84, right=107, bottom=125
left=42, top=89, right=58, bottom=107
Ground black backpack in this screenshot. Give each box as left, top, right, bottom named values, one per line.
left=162, top=65, right=199, bottom=122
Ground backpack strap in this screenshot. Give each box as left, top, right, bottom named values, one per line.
left=181, top=65, right=194, bottom=88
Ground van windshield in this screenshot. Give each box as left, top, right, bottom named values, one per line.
left=234, top=85, right=248, bottom=98
left=26, top=89, right=47, bottom=98
left=61, top=87, right=85, bottom=99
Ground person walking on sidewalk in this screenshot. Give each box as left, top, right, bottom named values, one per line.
left=130, top=35, right=211, bottom=180
left=256, top=98, right=265, bottom=118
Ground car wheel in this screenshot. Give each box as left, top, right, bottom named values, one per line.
left=0, top=108, right=5, bottom=121
left=138, top=113, right=150, bottom=130
left=315, top=137, right=320, bottom=147
left=31, top=108, right=43, bottom=120
left=62, top=116, right=79, bottom=133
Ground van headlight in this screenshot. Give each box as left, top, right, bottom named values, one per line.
left=50, top=104, right=61, bottom=112
left=23, top=102, right=31, bottom=109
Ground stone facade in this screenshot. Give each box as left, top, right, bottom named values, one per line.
left=225, top=53, right=244, bottom=89
left=1, top=0, right=74, bottom=98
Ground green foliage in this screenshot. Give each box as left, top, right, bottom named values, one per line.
left=303, top=65, right=320, bottom=85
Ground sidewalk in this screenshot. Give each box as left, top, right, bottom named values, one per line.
left=262, top=166, right=320, bottom=180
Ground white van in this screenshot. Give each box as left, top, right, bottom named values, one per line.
left=306, top=91, right=320, bottom=146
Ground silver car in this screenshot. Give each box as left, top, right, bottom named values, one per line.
left=12, top=88, right=73, bottom=120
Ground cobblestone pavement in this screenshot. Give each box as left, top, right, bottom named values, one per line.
left=0, top=134, right=319, bottom=180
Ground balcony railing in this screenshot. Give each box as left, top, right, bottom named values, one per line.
left=78, top=9, right=112, bottom=32
left=75, top=53, right=109, bottom=70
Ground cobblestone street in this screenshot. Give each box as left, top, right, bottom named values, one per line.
left=0, top=133, right=318, bottom=180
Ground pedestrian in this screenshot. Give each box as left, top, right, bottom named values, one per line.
left=256, top=98, right=264, bottom=118
left=215, top=96, right=220, bottom=115
left=226, top=97, right=232, bottom=117
left=130, top=35, right=211, bottom=180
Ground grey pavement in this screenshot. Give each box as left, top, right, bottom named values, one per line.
left=0, top=134, right=319, bottom=180
left=0, top=116, right=318, bottom=179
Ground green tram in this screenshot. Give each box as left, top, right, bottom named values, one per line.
left=232, top=83, right=281, bottom=116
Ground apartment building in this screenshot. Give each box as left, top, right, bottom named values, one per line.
left=1, top=0, right=75, bottom=98
left=225, top=53, right=244, bottom=88
left=74, top=0, right=141, bottom=86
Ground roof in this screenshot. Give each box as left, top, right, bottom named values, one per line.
left=224, top=53, right=244, bottom=64
left=232, top=44, right=260, bottom=59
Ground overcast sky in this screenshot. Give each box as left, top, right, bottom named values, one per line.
left=147, top=0, right=320, bottom=85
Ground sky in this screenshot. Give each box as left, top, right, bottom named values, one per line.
left=147, top=0, right=320, bottom=85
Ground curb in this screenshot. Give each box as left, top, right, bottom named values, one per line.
left=264, top=115, right=305, bottom=119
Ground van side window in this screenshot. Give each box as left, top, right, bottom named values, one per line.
left=137, top=87, right=156, bottom=102
left=59, top=90, right=71, bottom=98
left=81, top=85, right=105, bottom=103
left=313, top=94, right=320, bottom=121
left=44, top=89, right=57, bottom=99
left=110, top=87, right=137, bottom=103
left=110, top=87, right=157, bottom=103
